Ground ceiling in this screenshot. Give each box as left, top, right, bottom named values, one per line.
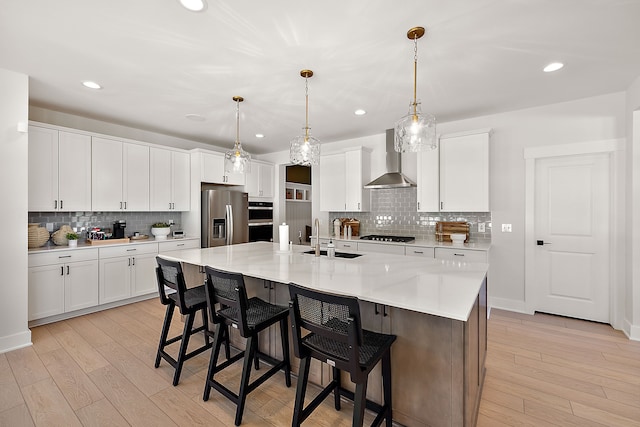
left=1, top=0, right=640, bottom=155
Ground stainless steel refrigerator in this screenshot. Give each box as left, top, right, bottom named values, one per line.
left=201, top=189, right=249, bottom=247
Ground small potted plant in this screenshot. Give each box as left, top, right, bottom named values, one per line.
left=151, top=222, right=171, bottom=240
left=66, top=232, right=79, bottom=248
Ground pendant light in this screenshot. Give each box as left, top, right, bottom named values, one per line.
left=224, top=96, right=251, bottom=174
left=394, top=26, right=437, bottom=152
left=289, top=69, right=320, bottom=166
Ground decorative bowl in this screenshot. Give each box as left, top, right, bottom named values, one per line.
left=151, top=227, right=171, bottom=239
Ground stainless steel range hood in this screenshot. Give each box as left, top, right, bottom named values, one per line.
left=364, top=129, right=416, bottom=189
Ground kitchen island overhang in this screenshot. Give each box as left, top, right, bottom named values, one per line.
left=160, top=241, right=488, bottom=426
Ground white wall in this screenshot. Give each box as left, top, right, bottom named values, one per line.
left=625, top=76, right=640, bottom=339
left=0, top=69, right=31, bottom=353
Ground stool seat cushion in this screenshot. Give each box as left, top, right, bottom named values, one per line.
left=218, top=297, right=288, bottom=329
left=303, top=320, right=396, bottom=366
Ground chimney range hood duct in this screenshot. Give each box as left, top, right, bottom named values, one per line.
left=364, top=129, right=416, bottom=189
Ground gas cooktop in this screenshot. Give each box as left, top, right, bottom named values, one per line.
left=359, top=235, right=415, bottom=243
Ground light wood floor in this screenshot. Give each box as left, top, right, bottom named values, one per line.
left=1, top=302, right=639, bottom=426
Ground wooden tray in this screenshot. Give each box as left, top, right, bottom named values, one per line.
left=129, top=234, right=149, bottom=240
left=86, top=238, right=130, bottom=245
left=435, top=221, right=470, bottom=243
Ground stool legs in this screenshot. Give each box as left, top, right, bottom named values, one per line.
left=173, top=311, right=196, bottom=386
left=155, top=303, right=175, bottom=368
left=235, top=336, right=257, bottom=426
left=353, top=381, right=368, bottom=427
left=280, top=318, right=292, bottom=387
left=382, top=349, right=393, bottom=427
left=292, top=356, right=311, bottom=427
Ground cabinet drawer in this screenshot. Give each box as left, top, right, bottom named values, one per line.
left=336, top=241, right=357, bottom=251
left=99, top=242, right=158, bottom=259
left=434, top=248, right=487, bottom=263
left=29, top=248, right=98, bottom=267
left=405, top=246, right=434, bottom=258
left=357, top=242, right=405, bottom=255
left=158, top=239, right=200, bottom=252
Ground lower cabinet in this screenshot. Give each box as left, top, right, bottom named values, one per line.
left=98, top=243, right=159, bottom=304
left=435, top=247, right=488, bottom=263
left=28, top=249, right=99, bottom=321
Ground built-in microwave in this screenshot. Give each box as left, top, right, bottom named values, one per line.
left=248, top=201, right=273, bottom=242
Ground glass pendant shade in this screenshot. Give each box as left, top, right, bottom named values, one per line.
left=290, top=131, right=320, bottom=166
left=394, top=100, right=437, bottom=152
left=224, top=96, right=250, bottom=174
left=290, top=69, right=320, bottom=166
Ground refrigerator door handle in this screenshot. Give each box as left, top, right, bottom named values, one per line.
left=224, top=205, right=230, bottom=245
left=228, top=204, right=234, bottom=244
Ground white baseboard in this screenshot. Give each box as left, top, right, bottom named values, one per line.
left=623, top=319, right=640, bottom=342
left=0, top=329, right=32, bottom=354
left=488, top=297, right=530, bottom=314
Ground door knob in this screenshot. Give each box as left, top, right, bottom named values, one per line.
left=536, top=240, right=552, bottom=245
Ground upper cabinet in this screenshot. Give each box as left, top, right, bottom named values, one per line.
left=439, top=131, right=490, bottom=212
left=319, top=147, right=370, bottom=212
left=150, top=147, right=190, bottom=211
left=29, top=126, right=92, bottom=212
left=246, top=160, right=274, bottom=199
left=92, top=137, right=150, bottom=211
left=201, top=151, right=245, bottom=186
left=416, top=129, right=490, bottom=213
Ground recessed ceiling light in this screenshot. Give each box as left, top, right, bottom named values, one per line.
left=255, top=134, right=265, bottom=138
left=82, top=81, right=102, bottom=89
left=179, top=0, right=207, bottom=12
left=185, top=113, right=206, bottom=122
left=543, top=62, right=564, bottom=73
left=354, top=109, right=367, bottom=116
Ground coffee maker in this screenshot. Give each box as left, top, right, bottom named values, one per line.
left=113, top=221, right=126, bottom=239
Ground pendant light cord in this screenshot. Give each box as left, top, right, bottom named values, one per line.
left=412, top=33, right=419, bottom=117
left=304, top=76, right=310, bottom=141
left=235, top=98, right=240, bottom=149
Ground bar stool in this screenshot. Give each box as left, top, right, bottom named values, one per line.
left=288, top=283, right=396, bottom=427
left=203, top=266, right=291, bottom=426
left=154, top=257, right=218, bottom=386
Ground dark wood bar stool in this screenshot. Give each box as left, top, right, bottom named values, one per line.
left=154, top=257, right=218, bottom=386
left=203, top=266, right=291, bottom=426
left=288, top=283, right=396, bottom=427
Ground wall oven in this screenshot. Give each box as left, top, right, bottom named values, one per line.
left=248, top=201, right=273, bottom=242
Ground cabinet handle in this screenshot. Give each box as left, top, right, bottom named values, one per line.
left=124, top=201, right=127, bottom=210
left=383, top=305, right=388, bottom=317
left=417, top=202, right=420, bottom=210
left=454, top=253, right=465, bottom=257
left=66, top=265, right=70, bottom=275
left=414, top=250, right=424, bottom=254
left=58, top=255, right=71, bottom=259
left=374, top=303, right=380, bottom=315
left=343, top=244, right=351, bottom=248
left=132, top=257, right=135, bottom=266
left=177, top=243, right=184, bottom=247
left=126, top=248, right=136, bottom=252
left=60, top=200, right=63, bottom=209
left=61, top=266, right=64, bottom=276
left=358, top=202, right=360, bottom=210
left=441, top=201, right=443, bottom=210
left=54, top=200, right=58, bottom=209
left=120, top=201, right=123, bottom=210
left=128, top=258, right=131, bottom=266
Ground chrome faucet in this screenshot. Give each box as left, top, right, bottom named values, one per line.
left=314, top=218, right=320, bottom=257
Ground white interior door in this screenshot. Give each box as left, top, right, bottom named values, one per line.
left=533, top=153, right=610, bottom=322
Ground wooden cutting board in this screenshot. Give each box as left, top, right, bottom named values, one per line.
left=87, top=237, right=130, bottom=245
left=435, top=221, right=470, bottom=242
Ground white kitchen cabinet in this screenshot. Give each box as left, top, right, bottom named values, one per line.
left=405, top=246, right=435, bottom=258
left=434, top=247, right=488, bottom=263
left=246, top=160, right=274, bottom=198
left=28, top=126, right=92, bottom=212
left=319, top=147, right=370, bottom=212
left=28, top=249, right=99, bottom=321
left=201, top=151, right=245, bottom=186
left=357, top=241, right=405, bottom=255
left=98, top=243, right=159, bottom=304
left=92, top=137, right=150, bottom=211
left=439, top=131, right=490, bottom=212
left=150, top=147, right=190, bottom=211
left=416, top=148, right=440, bottom=212
left=158, top=238, right=200, bottom=253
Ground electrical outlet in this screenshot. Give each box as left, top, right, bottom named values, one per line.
left=501, top=224, right=512, bottom=232
left=46, top=223, right=54, bottom=232
left=478, top=223, right=486, bottom=233
left=168, top=219, right=174, bottom=225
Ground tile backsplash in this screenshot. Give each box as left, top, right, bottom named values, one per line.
left=330, top=187, right=492, bottom=241
left=28, top=211, right=184, bottom=239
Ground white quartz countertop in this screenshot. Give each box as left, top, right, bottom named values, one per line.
left=160, top=241, right=488, bottom=322
left=28, top=236, right=199, bottom=253
left=312, top=235, right=492, bottom=251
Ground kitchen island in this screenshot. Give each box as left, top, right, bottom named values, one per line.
left=160, top=241, right=488, bottom=426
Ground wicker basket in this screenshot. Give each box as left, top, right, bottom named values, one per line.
left=51, top=224, right=74, bottom=246
left=28, top=223, right=50, bottom=248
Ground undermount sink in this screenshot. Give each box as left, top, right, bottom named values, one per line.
left=303, top=250, right=363, bottom=259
